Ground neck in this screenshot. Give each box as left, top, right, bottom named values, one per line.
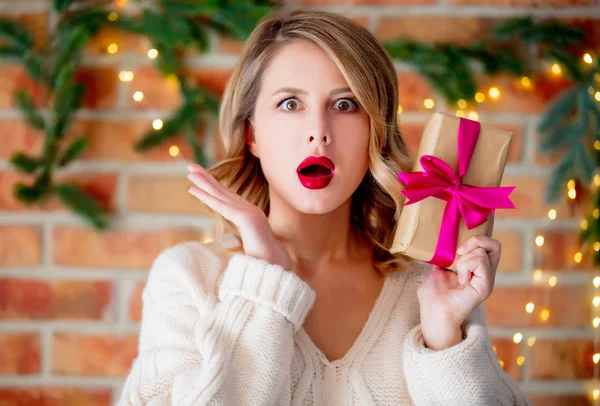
left=267, top=191, right=372, bottom=278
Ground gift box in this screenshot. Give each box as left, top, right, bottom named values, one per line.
left=391, top=111, right=516, bottom=272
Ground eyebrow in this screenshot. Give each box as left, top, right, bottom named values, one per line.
left=271, top=87, right=353, bottom=96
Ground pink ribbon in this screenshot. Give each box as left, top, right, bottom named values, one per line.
left=397, top=118, right=516, bottom=268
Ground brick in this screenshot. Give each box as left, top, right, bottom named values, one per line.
left=398, top=121, right=523, bottom=163
left=529, top=339, right=594, bottom=380
left=0, top=12, right=48, bottom=49
left=0, top=65, right=45, bottom=108
left=127, top=175, right=212, bottom=214
left=0, top=388, right=112, bottom=406
left=75, top=67, right=118, bottom=109
left=128, top=281, right=145, bottom=322
left=493, top=230, right=523, bottom=273
left=476, top=73, right=573, bottom=114
left=52, top=226, right=203, bottom=268
left=484, top=285, right=590, bottom=328
left=534, top=229, right=593, bottom=271
left=0, top=171, right=117, bottom=213
left=301, top=0, right=433, bottom=3
left=52, top=334, right=138, bottom=377
left=0, top=225, right=42, bottom=266
left=85, top=26, right=148, bottom=56
left=495, top=176, right=574, bottom=219
left=0, top=119, right=43, bottom=159
left=378, top=16, right=497, bottom=45
left=490, top=337, right=522, bottom=382
left=0, top=334, right=40, bottom=374
left=397, top=72, right=436, bottom=112
left=66, top=119, right=203, bottom=162
left=527, top=394, right=592, bottom=406
left=449, top=0, right=594, bottom=6
left=0, top=279, right=113, bottom=320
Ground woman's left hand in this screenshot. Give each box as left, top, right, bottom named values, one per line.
left=417, top=231, right=501, bottom=351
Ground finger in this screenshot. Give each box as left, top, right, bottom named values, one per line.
left=187, top=171, right=235, bottom=205
left=457, top=235, right=500, bottom=256
left=456, top=248, right=493, bottom=295
left=188, top=186, right=238, bottom=223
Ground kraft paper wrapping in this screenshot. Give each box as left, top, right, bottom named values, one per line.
left=390, top=111, right=513, bottom=272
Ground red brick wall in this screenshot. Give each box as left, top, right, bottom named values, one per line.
left=1, top=0, right=599, bottom=404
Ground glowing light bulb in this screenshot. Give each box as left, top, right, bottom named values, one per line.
left=468, top=111, right=479, bottom=121
left=423, top=98, right=435, bottom=109
left=169, top=145, right=180, bottom=157
left=108, top=12, right=118, bottom=21
left=148, top=49, right=158, bottom=59
left=535, top=235, right=544, bottom=247
left=574, top=252, right=583, bottom=263
left=593, top=296, right=600, bottom=307
left=568, top=189, right=576, bottom=199
left=595, top=91, right=600, bottom=102
left=488, top=87, right=500, bottom=100
left=397, top=104, right=403, bottom=114
left=204, top=238, right=214, bottom=243
left=513, top=332, right=523, bottom=343
left=456, top=110, right=465, bottom=118
left=516, top=356, right=525, bottom=366
left=548, top=276, right=557, bottom=287
left=581, top=219, right=589, bottom=230
left=457, top=99, right=467, bottom=109
left=594, top=276, right=600, bottom=288
left=583, top=53, right=593, bottom=64
left=547, top=209, right=556, bottom=220
left=527, top=336, right=536, bottom=347
left=594, top=389, right=600, bottom=400
left=594, top=209, right=599, bottom=219
left=551, top=64, right=562, bottom=75
left=152, top=119, right=163, bottom=130
left=475, top=92, right=485, bottom=103
left=594, top=317, right=600, bottom=328
left=594, top=174, right=600, bottom=187
left=567, top=179, right=576, bottom=189
left=118, top=70, right=134, bottom=82
left=499, top=359, right=505, bottom=368
left=525, top=302, right=535, bottom=313
left=133, top=91, right=144, bottom=102
left=533, top=269, right=543, bottom=282
left=540, top=309, right=550, bottom=321
left=520, top=76, right=531, bottom=89
left=107, top=43, right=118, bottom=54
left=594, top=353, right=600, bottom=364
left=595, top=140, right=600, bottom=150
left=594, top=242, right=600, bottom=252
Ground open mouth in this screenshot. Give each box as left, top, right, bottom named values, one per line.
left=298, top=165, right=333, bottom=178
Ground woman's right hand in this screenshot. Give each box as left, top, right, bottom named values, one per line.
left=186, top=163, right=293, bottom=271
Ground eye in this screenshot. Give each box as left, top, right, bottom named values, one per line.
left=277, top=97, right=303, bottom=111
left=334, top=98, right=359, bottom=112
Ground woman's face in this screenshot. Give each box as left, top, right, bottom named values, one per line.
left=248, top=41, right=371, bottom=215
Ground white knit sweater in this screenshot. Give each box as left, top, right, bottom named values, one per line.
left=117, top=234, right=531, bottom=405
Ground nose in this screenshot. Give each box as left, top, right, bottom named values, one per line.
left=307, top=110, right=331, bottom=146
left=309, top=134, right=328, bottom=144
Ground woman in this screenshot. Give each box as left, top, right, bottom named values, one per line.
left=118, top=8, right=531, bottom=405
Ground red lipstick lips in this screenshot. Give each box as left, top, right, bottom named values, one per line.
left=297, top=156, right=335, bottom=190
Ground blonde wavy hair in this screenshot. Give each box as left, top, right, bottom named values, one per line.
left=207, top=7, right=416, bottom=275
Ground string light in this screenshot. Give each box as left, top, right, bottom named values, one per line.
left=516, top=356, right=525, bottom=366
left=584, top=53, right=593, bottom=64
left=574, top=252, right=583, bottom=264
left=423, top=98, right=435, bottom=109
left=456, top=110, right=465, bottom=118
left=594, top=317, right=600, bottom=328
left=541, top=309, right=550, bottom=321
left=594, top=242, right=600, bottom=252
left=594, top=296, right=600, bottom=307
left=548, top=209, right=557, bottom=220
left=152, top=119, right=164, bottom=130
left=513, top=332, right=523, bottom=343
left=568, top=189, right=576, bottom=199
left=499, top=360, right=505, bottom=368
left=595, top=91, right=600, bottom=102
left=548, top=276, right=557, bottom=287
left=204, top=238, right=214, bottom=243
left=118, top=70, right=134, bottom=82
left=169, top=145, right=180, bottom=157
left=133, top=91, right=144, bottom=102
left=468, top=111, right=479, bottom=121
left=594, top=276, right=600, bottom=288
left=397, top=104, right=403, bottom=114
left=475, top=92, right=485, bottom=103
left=148, top=49, right=158, bottom=59
left=488, top=87, right=500, bottom=100
left=520, top=76, right=532, bottom=89
left=594, top=174, right=600, bottom=187
left=595, top=208, right=600, bottom=219
left=551, top=63, right=562, bottom=75
left=535, top=235, right=544, bottom=247
left=582, top=219, right=589, bottom=230
left=533, top=269, right=543, bottom=282
left=567, top=179, right=576, bottom=189
left=594, top=389, right=600, bottom=400
left=107, top=43, right=118, bottom=54
left=457, top=99, right=467, bottom=109
left=525, top=302, right=535, bottom=313
left=527, top=336, right=536, bottom=347
left=595, top=140, right=600, bottom=150
left=115, top=0, right=127, bottom=7
left=108, top=12, right=118, bottom=21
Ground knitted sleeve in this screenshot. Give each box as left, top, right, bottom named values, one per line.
left=402, top=280, right=532, bottom=405
left=117, top=245, right=316, bottom=406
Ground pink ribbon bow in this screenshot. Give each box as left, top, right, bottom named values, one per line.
left=397, top=118, right=516, bottom=268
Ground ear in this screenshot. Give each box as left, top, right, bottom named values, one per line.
left=246, top=118, right=259, bottom=158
